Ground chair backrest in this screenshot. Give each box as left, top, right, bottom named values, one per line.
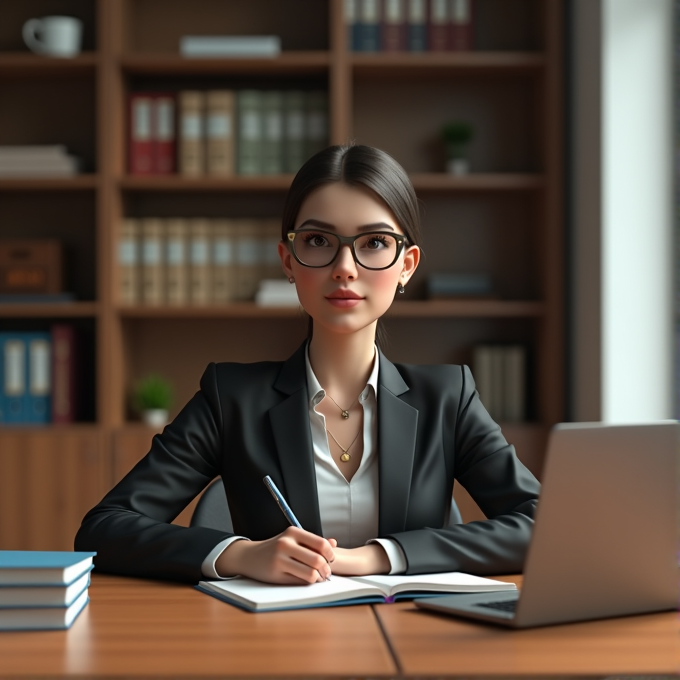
left=190, top=478, right=462, bottom=532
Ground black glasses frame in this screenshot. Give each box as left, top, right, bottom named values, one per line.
left=286, top=229, right=408, bottom=270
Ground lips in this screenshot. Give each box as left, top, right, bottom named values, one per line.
left=326, top=290, right=363, bottom=300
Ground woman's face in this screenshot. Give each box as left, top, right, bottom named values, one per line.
left=279, top=182, right=420, bottom=338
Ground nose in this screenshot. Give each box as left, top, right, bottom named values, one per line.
left=331, top=243, right=358, bottom=280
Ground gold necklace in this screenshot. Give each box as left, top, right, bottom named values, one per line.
left=326, top=426, right=361, bottom=463
left=325, top=392, right=360, bottom=419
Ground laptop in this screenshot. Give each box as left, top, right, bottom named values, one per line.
left=416, top=421, right=679, bottom=628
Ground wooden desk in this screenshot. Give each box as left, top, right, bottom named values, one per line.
left=375, top=576, right=680, bottom=677
left=0, top=574, right=396, bottom=678
left=0, top=574, right=677, bottom=678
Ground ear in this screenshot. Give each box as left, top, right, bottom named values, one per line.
left=400, top=245, right=420, bottom=284
left=278, top=240, right=295, bottom=279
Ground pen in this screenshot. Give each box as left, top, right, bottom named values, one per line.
left=262, top=475, right=302, bottom=528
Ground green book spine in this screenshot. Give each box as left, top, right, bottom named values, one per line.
left=237, top=90, right=264, bottom=175
left=262, top=91, right=284, bottom=175
left=283, top=90, right=307, bottom=173
left=305, top=91, right=329, bottom=161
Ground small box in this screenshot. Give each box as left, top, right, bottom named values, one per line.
left=0, top=240, right=63, bottom=294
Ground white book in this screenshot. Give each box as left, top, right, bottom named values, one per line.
left=0, top=588, right=89, bottom=631
left=197, top=571, right=516, bottom=612
left=0, top=571, right=91, bottom=608
left=180, top=35, right=281, bottom=58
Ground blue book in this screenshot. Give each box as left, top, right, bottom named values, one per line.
left=0, top=571, right=91, bottom=608
left=345, top=0, right=362, bottom=51
left=359, top=0, right=381, bottom=51
left=0, top=551, right=96, bottom=586
left=25, top=331, right=52, bottom=424
left=407, top=0, right=428, bottom=51
left=0, top=332, right=27, bottom=424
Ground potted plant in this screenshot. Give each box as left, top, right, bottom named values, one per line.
left=441, top=121, right=474, bottom=175
left=132, top=374, right=174, bottom=428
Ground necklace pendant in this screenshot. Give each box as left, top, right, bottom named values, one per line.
left=340, top=453, right=351, bottom=463
left=341, top=410, right=349, bottom=419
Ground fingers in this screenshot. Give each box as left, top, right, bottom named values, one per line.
left=282, top=527, right=336, bottom=565
left=276, top=528, right=335, bottom=583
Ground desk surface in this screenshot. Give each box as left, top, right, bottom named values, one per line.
left=0, top=573, right=677, bottom=678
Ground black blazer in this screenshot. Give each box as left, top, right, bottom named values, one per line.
left=75, top=342, right=540, bottom=583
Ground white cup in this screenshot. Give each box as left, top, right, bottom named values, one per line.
left=23, top=16, right=83, bottom=58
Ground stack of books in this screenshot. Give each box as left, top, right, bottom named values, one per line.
left=0, top=551, right=95, bottom=631
left=0, top=145, right=81, bottom=177
left=346, top=0, right=474, bottom=52
left=128, top=89, right=328, bottom=177
left=255, top=279, right=300, bottom=307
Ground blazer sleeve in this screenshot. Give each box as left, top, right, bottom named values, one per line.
left=386, top=365, right=541, bottom=576
left=74, top=363, right=233, bottom=583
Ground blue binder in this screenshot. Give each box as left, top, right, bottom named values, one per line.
left=0, top=333, right=27, bottom=424
left=25, top=332, right=52, bottom=424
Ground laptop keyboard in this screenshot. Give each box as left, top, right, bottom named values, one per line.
left=475, top=599, right=517, bottom=613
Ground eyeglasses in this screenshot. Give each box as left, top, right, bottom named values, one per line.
left=286, top=229, right=408, bottom=270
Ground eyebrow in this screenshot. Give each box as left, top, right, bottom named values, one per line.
left=296, top=219, right=396, bottom=233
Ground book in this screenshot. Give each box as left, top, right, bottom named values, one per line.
left=262, top=91, right=284, bottom=175
left=118, top=218, right=140, bottom=305
left=504, top=345, right=526, bottom=423
left=450, top=0, right=473, bottom=51
left=358, top=0, right=381, bottom=51
left=255, top=279, right=299, bottom=307
left=305, top=91, right=329, bottom=160
left=180, top=35, right=281, bottom=58
left=237, top=90, right=264, bottom=175
left=128, top=93, right=154, bottom=175
left=189, top=219, right=211, bottom=304
left=0, top=551, right=95, bottom=586
left=197, top=571, right=516, bottom=613
left=235, top=219, right=262, bottom=300
left=212, top=219, right=238, bottom=303
left=141, top=218, right=165, bottom=305
left=261, top=218, right=284, bottom=280
left=0, top=239, right=63, bottom=295
left=26, top=332, right=51, bottom=424
left=178, top=91, right=205, bottom=176
left=165, top=218, right=189, bottom=305
left=345, top=0, right=361, bottom=51
left=0, top=146, right=80, bottom=176
left=206, top=90, right=235, bottom=176
left=0, top=571, right=90, bottom=608
left=283, top=90, right=307, bottom=173
left=382, top=0, right=407, bottom=51
left=0, top=589, right=89, bottom=631
left=0, top=293, right=75, bottom=304
left=426, top=272, right=493, bottom=298
left=0, top=333, right=26, bottom=424
left=428, top=0, right=450, bottom=50
left=153, top=93, right=176, bottom=174
left=407, top=0, right=428, bottom=51
left=51, top=324, right=78, bottom=424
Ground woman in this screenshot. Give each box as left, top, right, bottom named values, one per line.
left=75, top=145, right=540, bottom=584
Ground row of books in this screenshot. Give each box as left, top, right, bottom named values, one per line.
left=119, top=218, right=286, bottom=306
left=346, top=0, right=473, bottom=52
left=0, top=326, right=79, bottom=426
left=472, top=344, right=527, bottom=423
left=0, top=551, right=94, bottom=631
left=129, top=90, right=328, bottom=177
left=0, top=145, right=81, bottom=178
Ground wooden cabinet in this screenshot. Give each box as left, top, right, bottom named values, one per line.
left=0, top=0, right=564, bottom=543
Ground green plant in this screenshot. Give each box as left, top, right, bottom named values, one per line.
left=132, top=374, right=174, bottom=412
left=441, top=121, right=474, bottom=157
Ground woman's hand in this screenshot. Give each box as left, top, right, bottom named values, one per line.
left=327, top=544, right=390, bottom=576
left=215, top=527, right=336, bottom=584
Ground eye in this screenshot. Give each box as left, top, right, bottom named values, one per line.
left=301, top=232, right=332, bottom=248
left=362, top=234, right=390, bottom=250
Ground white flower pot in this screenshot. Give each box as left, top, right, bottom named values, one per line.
left=446, top=158, right=470, bottom=176
left=142, top=409, right=169, bottom=428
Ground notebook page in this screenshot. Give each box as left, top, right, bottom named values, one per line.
left=352, top=572, right=517, bottom=596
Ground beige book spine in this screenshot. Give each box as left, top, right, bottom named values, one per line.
left=261, top=218, right=284, bottom=280
left=179, top=90, right=205, bottom=176
left=189, top=218, right=212, bottom=305
left=212, top=219, right=238, bottom=303
left=165, top=218, right=188, bottom=306
left=119, top=218, right=139, bottom=305
left=206, top=90, right=235, bottom=176
left=235, top=219, right=261, bottom=301
left=141, top=218, right=165, bottom=305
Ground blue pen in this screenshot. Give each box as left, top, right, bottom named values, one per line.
left=262, top=475, right=303, bottom=528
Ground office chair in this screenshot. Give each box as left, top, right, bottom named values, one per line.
left=190, top=478, right=463, bottom=531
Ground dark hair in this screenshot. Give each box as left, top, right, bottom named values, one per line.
left=282, top=145, right=422, bottom=347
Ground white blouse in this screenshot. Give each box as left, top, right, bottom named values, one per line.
left=201, top=347, right=407, bottom=578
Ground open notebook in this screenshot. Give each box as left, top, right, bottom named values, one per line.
left=196, top=571, right=516, bottom=612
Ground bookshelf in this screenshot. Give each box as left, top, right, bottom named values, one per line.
left=0, top=0, right=564, bottom=549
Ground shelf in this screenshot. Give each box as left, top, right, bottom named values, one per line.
left=0, top=175, right=98, bottom=191
left=119, top=175, right=294, bottom=191
left=0, top=423, right=99, bottom=432
left=351, top=52, right=544, bottom=77
left=0, top=302, right=99, bottom=318
left=117, top=300, right=543, bottom=319
left=119, top=174, right=542, bottom=193
left=0, top=52, right=98, bottom=75
left=119, top=52, right=330, bottom=75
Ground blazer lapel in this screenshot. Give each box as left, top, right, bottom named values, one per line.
left=377, top=352, right=419, bottom=536
left=268, top=343, right=323, bottom=536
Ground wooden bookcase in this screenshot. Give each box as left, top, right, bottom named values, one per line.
left=0, top=0, right=564, bottom=548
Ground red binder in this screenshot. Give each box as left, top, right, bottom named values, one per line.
left=128, top=93, right=154, bottom=175
left=153, top=94, right=176, bottom=174
left=450, top=0, right=473, bottom=51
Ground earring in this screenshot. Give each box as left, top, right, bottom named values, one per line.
left=397, top=282, right=405, bottom=294
left=288, top=277, right=295, bottom=284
